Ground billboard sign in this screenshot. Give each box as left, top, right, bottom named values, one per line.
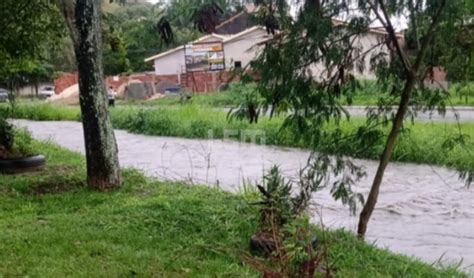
left=185, top=41, right=225, bottom=72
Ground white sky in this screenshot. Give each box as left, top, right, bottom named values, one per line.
left=146, top=0, right=407, bottom=30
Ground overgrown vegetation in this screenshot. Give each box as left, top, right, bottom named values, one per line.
left=0, top=139, right=467, bottom=276
left=0, top=0, right=62, bottom=159
left=4, top=103, right=474, bottom=178
left=451, top=83, right=474, bottom=105
left=0, top=128, right=38, bottom=159
left=242, top=0, right=473, bottom=238
left=119, top=81, right=474, bottom=107
left=120, top=90, right=242, bottom=107
left=247, top=165, right=358, bottom=276
left=100, top=1, right=247, bottom=74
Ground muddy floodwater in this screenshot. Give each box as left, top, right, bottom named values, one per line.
left=14, top=120, right=474, bottom=273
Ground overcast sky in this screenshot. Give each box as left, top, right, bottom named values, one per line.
left=145, top=0, right=407, bottom=30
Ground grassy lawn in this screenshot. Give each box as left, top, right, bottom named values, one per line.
left=0, top=140, right=258, bottom=276
left=5, top=103, right=474, bottom=176
left=115, top=81, right=474, bottom=107
left=8, top=80, right=474, bottom=108
left=117, top=91, right=474, bottom=107
left=117, top=92, right=240, bottom=107
left=0, top=140, right=468, bottom=277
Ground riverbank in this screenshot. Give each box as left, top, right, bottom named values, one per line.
left=127, top=94, right=474, bottom=107
left=5, top=103, right=474, bottom=177
left=118, top=81, right=474, bottom=107
left=0, top=139, right=468, bottom=276
left=12, top=119, right=474, bottom=272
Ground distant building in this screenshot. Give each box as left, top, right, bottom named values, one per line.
left=214, top=4, right=259, bottom=35
left=143, top=4, right=411, bottom=93
left=144, top=26, right=270, bottom=76
left=144, top=4, right=267, bottom=77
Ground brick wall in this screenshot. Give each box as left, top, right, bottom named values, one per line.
left=181, top=71, right=241, bottom=92
left=54, top=71, right=242, bottom=96
left=54, top=73, right=78, bottom=95
left=427, top=66, right=447, bottom=82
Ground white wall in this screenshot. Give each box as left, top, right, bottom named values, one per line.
left=223, top=28, right=268, bottom=70
left=153, top=48, right=185, bottom=75
left=152, top=29, right=268, bottom=74
left=16, top=82, right=54, bottom=96
left=352, top=32, right=389, bottom=80
left=307, top=31, right=389, bottom=81
left=151, top=28, right=386, bottom=80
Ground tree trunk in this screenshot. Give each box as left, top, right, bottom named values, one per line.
left=357, top=74, right=416, bottom=237
left=34, top=82, right=39, bottom=97
left=73, top=0, right=121, bottom=190
left=357, top=0, right=446, bottom=237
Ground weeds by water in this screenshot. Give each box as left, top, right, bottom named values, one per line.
left=118, top=81, right=474, bottom=107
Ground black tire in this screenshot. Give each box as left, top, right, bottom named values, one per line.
left=0, top=155, right=46, bottom=173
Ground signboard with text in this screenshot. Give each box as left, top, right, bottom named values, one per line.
left=184, top=42, right=225, bottom=72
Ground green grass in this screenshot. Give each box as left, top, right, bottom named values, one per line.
left=342, top=92, right=474, bottom=106
left=117, top=91, right=241, bottom=107
left=4, top=101, right=81, bottom=121
left=134, top=92, right=474, bottom=107
left=343, top=81, right=474, bottom=106
left=116, top=81, right=474, bottom=107
left=0, top=140, right=468, bottom=277
left=0, top=140, right=258, bottom=276
left=135, top=91, right=474, bottom=107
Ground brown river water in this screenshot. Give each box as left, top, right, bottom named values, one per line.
left=13, top=120, right=474, bottom=273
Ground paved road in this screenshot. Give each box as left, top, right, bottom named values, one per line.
left=222, top=106, right=474, bottom=122
left=13, top=119, right=474, bottom=273
left=345, top=106, right=474, bottom=122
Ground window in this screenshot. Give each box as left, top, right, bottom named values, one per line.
left=234, top=61, right=242, bottom=69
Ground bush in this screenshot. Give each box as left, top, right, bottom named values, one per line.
left=145, top=112, right=175, bottom=136
left=451, top=83, right=474, bottom=104
left=189, top=120, right=213, bottom=138
left=4, top=103, right=81, bottom=121
left=0, top=116, right=14, bottom=153
left=12, top=128, right=37, bottom=157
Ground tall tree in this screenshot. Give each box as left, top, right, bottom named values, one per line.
left=242, top=0, right=472, bottom=239
left=99, top=0, right=242, bottom=74
left=50, top=0, right=246, bottom=189
left=356, top=0, right=470, bottom=238
left=0, top=0, right=62, bottom=90
left=57, top=0, right=121, bottom=190
left=0, top=0, right=63, bottom=159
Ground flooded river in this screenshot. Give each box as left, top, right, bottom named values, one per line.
left=13, top=120, right=474, bottom=273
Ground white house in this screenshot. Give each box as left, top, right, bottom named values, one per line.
left=144, top=26, right=271, bottom=76
left=307, top=27, right=404, bottom=80
left=145, top=24, right=403, bottom=81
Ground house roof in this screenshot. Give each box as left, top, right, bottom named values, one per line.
left=144, top=33, right=231, bottom=62
left=367, top=27, right=405, bottom=38
left=214, top=4, right=265, bottom=35
left=144, top=26, right=268, bottom=63
left=215, top=11, right=247, bottom=31
left=331, top=18, right=404, bottom=38
left=144, top=45, right=184, bottom=62
left=223, top=26, right=267, bottom=43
